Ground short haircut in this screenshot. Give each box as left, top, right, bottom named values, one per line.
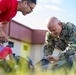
left=22, top=0, right=37, bottom=4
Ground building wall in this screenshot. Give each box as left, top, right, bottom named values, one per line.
left=9, top=20, right=32, bottom=43
left=9, top=20, right=47, bottom=44
left=52, top=48, right=60, bottom=56
left=4, top=38, right=31, bottom=59
left=30, top=44, right=44, bottom=64
left=32, top=30, right=47, bottom=44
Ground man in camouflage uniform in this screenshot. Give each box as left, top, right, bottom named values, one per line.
left=43, top=17, right=76, bottom=69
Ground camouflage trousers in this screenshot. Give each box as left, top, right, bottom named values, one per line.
left=0, top=60, right=12, bottom=72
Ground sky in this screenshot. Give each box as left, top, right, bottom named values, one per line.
left=13, top=0, right=76, bottom=30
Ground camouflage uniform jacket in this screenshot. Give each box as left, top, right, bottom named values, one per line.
left=44, top=22, right=76, bottom=60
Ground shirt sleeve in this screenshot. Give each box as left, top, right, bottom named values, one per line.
left=0, top=0, right=11, bottom=13
left=8, top=47, right=13, bottom=54
left=43, top=32, right=55, bottom=57
left=59, top=23, right=76, bottom=60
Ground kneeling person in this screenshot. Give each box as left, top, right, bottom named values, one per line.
left=0, top=44, right=15, bottom=72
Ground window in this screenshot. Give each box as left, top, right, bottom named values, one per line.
left=8, top=41, right=14, bottom=48
left=23, top=45, right=28, bottom=51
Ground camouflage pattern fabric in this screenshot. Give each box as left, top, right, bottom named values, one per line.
left=44, top=22, right=76, bottom=60
left=0, top=60, right=12, bottom=72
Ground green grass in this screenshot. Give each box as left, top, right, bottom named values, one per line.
left=0, top=60, right=76, bottom=75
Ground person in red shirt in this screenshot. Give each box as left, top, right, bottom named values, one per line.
left=0, top=44, right=16, bottom=72
left=0, top=0, right=37, bottom=42
left=0, top=45, right=13, bottom=60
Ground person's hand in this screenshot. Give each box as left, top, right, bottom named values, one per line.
left=46, top=55, right=59, bottom=61
left=52, top=56, right=59, bottom=61
left=0, top=27, right=8, bottom=42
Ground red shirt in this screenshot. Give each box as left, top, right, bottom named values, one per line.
left=0, top=46, right=12, bottom=59
left=0, top=0, right=18, bottom=22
